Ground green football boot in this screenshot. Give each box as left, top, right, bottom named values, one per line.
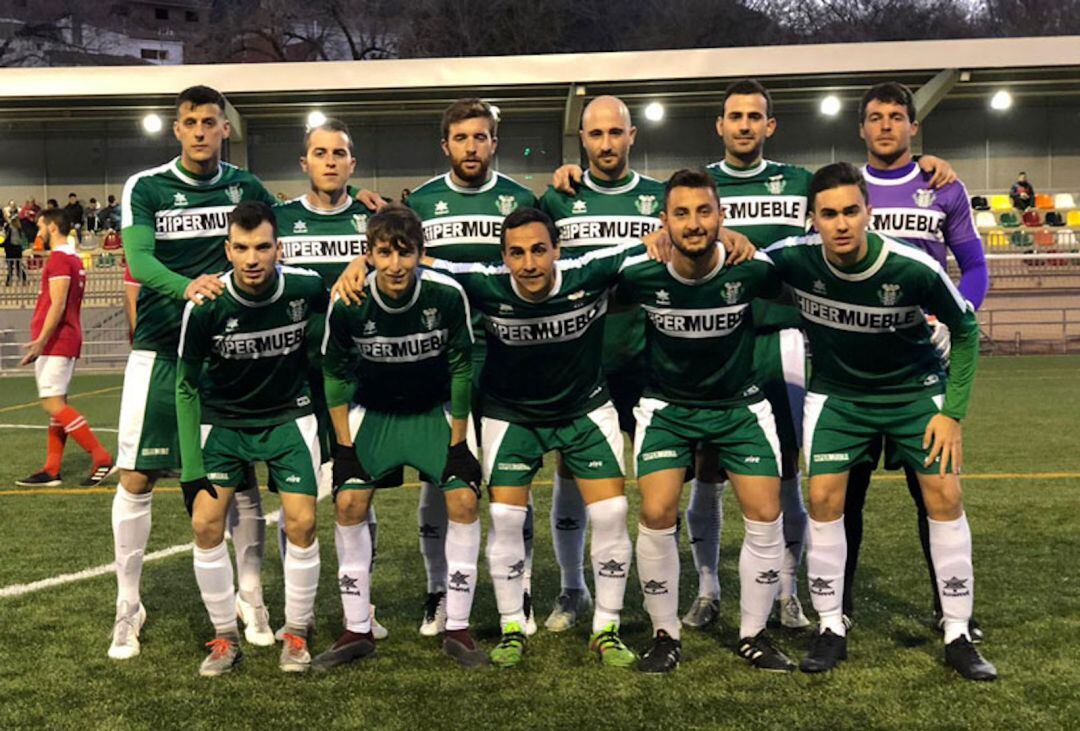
left=589, top=622, right=636, bottom=668
left=490, top=622, right=527, bottom=668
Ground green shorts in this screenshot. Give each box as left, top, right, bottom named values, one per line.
left=803, top=392, right=946, bottom=477
left=633, top=397, right=781, bottom=478
left=342, top=402, right=477, bottom=493
left=753, top=328, right=806, bottom=457
left=202, top=414, right=321, bottom=495
left=482, top=402, right=625, bottom=487
left=116, top=350, right=180, bottom=472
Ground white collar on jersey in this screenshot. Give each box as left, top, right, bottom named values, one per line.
left=582, top=170, right=640, bottom=196
left=665, top=242, right=726, bottom=286
left=368, top=270, right=423, bottom=313
left=298, top=192, right=355, bottom=216
left=860, top=162, right=921, bottom=187
left=443, top=171, right=499, bottom=194
left=52, top=242, right=77, bottom=256
left=820, top=236, right=889, bottom=282
left=510, top=266, right=562, bottom=303
left=170, top=156, right=224, bottom=187
left=716, top=158, right=768, bottom=179
left=224, top=267, right=286, bottom=306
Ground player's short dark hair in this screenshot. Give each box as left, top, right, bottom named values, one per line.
left=859, top=82, right=917, bottom=123
left=664, top=169, right=719, bottom=211
left=38, top=207, right=71, bottom=235
left=722, top=78, right=773, bottom=118
left=441, top=98, right=498, bottom=140
left=808, top=162, right=869, bottom=211
left=228, top=200, right=276, bottom=234
left=176, top=85, right=227, bottom=116
left=367, top=203, right=423, bottom=254
left=500, top=207, right=558, bottom=250
left=302, top=117, right=354, bottom=156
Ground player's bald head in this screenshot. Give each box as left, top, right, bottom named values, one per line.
left=582, top=96, right=632, bottom=129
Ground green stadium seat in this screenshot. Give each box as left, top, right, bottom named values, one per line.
left=1009, top=230, right=1033, bottom=248
left=999, top=211, right=1020, bottom=228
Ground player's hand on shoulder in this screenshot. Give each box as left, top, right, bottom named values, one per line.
left=919, top=155, right=958, bottom=189
left=719, top=228, right=756, bottom=265
left=553, top=165, right=584, bottom=195
left=331, top=257, right=368, bottom=306
left=185, top=274, right=224, bottom=304
left=355, top=189, right=388, bottom=211
left=923, top=413, right=962, bottom=476
left=643, top=227, right=673, bottom=263
left=443, top=441, right=482, bottom=496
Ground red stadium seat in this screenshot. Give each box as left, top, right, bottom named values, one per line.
left=1022, top=210, right=1042, bottom=227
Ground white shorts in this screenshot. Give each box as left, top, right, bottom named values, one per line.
left=34, top=355, right=76, bottom=398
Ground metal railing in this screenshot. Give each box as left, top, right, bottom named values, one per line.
left=0, top=267, right=126, bottom=309
left=977, top=307, right=1080, bottom=355
left=0, top=327, right=131, bottom=373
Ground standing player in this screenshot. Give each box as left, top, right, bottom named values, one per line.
left=110, top=85, right=278, bottom=660
left=621, top=170, right=792, bottom=673
left=405, top=98, right=538, bottom=636
left=317, top=205, right=487, bottom=670
left=177, top=202, right=327, bottom=676
left=537, top=95, right=664, bottom=632
left=762, top=162, right=996, bottom=681
left=16, top=209, right=114, bottom=487
left=845, top=82, right=989, bottom=639
left=429, top=208, right=638, bottom=668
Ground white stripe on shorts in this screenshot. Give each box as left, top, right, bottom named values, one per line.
left=801, top=392, right=829, bottom=469
left=116, top=350, right=156, bottom=470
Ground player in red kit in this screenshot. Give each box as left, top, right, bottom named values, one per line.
left=16, top=208, right=114, bottom=487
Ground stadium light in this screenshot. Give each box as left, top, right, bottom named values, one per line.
left=990, top=90, right=1013, bottom=111
left=307, top=110, right=327, bottom=129
left=141, top=113, right=163, bottom=134
left=820, top=95, right=842, bottom=117
left=644, top=102, right=665, bottom=123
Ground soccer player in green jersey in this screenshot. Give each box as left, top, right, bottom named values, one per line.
left=537, top=96, right=664, bottom=632
left=428, top=207, right=638, bottom=669
left=621, top=170, right=794, bottom=674
left=317, top=205, right=487, bottom=670
left=761, top=163, right=996, bottom=681
left=176, top=202, right=328, bottom=675
left=111, top=86, right=278, bottom=660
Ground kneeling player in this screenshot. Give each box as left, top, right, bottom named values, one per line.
left=762, top=163, right=996, bottom=680
left=177, top=202, right=327, bottom=676
left=315, top=204, right=488, bottom=669
left=621, top=170, right=792, bottom=673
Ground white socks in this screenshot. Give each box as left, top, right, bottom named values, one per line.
left=587, top=495, right=632, bottom=633
left=551, top=473, right=588, bottom=591
left=739, top=515, right=784, bottom=639
left=228, top=488, right=265, bottom=606
left=445, top=519, right=481, bottom=631
left=193, top=541, right=237, bottom=637
left=284, top=539, right=320, bottom=633
left=112, top=485, right=152, bottom=610
left=929, top=512, right=975, bottom=644
left=418, top=481, right=449, bottom=594
left=635, top=524, right=680, bottom=639
left=807, top=516, right=847, bottom=636
left=486, top=502, right=528, bottom=629
left=523, top=495, right=534, bottom=596
left=334, top=522, right=372, bottom=633
left=779, top=475, right=807, bottom=599
left=686, top=479, right=723, bottom=599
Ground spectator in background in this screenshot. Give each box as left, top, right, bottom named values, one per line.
left=1010, top=171, right=1035, bottom=210
left=3, top=200, right=17, bottom=224
left=86, top=197, right=102, bottom=233
left=4, top=216, right=28, bottom=286
left=47, top=199, right=59, bottom=210
left=64, top=193, right=84, bottom=242
left=19, top=198, right=41, bottom=228
left=400, top=187, right=411, bottom=202
left=102, top=195, right=120, bottom=231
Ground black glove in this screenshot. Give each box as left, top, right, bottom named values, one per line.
left=181, top=476, right=218, bottom=516
left=442, top=441, right=482, bottom=495
left=332, top=442, right=370, bottom=493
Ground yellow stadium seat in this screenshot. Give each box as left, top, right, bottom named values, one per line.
left=1067, top=211, right=1080, bottom=227
left=989, top=194, right=1012, bottom=212
left=984, top=229, right=1008, bottom=249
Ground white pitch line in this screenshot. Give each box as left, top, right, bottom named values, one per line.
left=0, top=423, right=119, bottom=433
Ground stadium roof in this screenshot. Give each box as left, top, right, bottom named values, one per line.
left=1, top=35, right=1078, bottom=121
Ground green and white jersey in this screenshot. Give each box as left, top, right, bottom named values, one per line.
left=707, top=159, right=812, bottom=332
left=275, top=194, right=378, bottom=288
left=539, top=170, right=664, bottom=372
left=178, top=266, right=328, bottom=427
left=433, top=244, right=640, bottom=424
left=122, top=157, right=276, bottom=354
left=616, top=247, right=782, bottom=407
left=407, top=172, right=538, bottom=264
left=761, top=232, right=978, bottom=408
left=322, top=268, right=473, bottom=414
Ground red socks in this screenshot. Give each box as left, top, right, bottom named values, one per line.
left=52, top=405, right=112, bottom=468
left=43, top=418, right=67, bottom=475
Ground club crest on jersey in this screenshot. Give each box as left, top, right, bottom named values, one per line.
left=226, top=185, right=243, bottom=204
left=292, top=220, right=308, bottom=234
left=434, top=200, right=449, bottom=216
left=496, top=195, right=518, bottom=216
left=723, top=281, right=743, bottom=305
left=288, top=299, right=307, bottom=323
left=636, top=194, right=657, bottom=215
left=363, top=321, right=377, bottom=335
left=765, top=175, right=786, bottom=195
left=878, top=283, right=901, bottom=306
left=913, top=188, right=936, bottom=208
left=352, top=214, right=368, bottom=234
left=567, top=289, right=585, bottom=301
left=173, top=192, right=188, bottom=207
left=572, top=199, right=588, bottom=214
left=813, top=279, right=828, bottom=295
left=656, top=289, right=671, bottom=305
left=498, top=303, right=514, bottom=314
left=225, top=317, right=239, bottom=333
left=422, top=307, right=440, bottom=331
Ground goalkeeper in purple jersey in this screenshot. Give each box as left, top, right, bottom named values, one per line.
left=844, top=82, right=988, bottom=641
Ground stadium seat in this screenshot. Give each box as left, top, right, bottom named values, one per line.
left=1022, top=210, right=1042, bottom=227
left=1053, top=193, right=1076, bottom=209
left=984, top=229, right=1008, bottom=249
left=1034, top=230, right=1055, bottom=248
left=1035, top=194, right=1054, bottom=210
left=989, top=194, right=1012, bottom=212
left=101, top=231, right=122, bottom=251
left=974, top=211, right=997, bottom=229
left=25, top=255, right=43, bottom=271
left=1067, top=211, right=1080, bottom=227
left=1046, top=211, right=1065, bottom=227
left=1010, top=230, right=1033, bottom=248
left=999, top=211, right=1020, bottom=228
left=1054, top=229, right=1078, bottom=249
left=970, top=195, right=989, bottom=210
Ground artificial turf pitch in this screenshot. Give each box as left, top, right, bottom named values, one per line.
left=0, top=356, right=1077, bottom=729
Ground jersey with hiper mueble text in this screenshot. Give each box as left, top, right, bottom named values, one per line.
left=275, top=195, right=378, bottom=287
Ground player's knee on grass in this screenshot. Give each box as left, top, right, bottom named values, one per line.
left=335, top=489, right=372, bottom=526
left=807, top=472, right=849, bottom=522
left=728, top=474, right=781, bottom=523
left=281, top=497, right=317, bottom=547
left=191, top=491, right=230, bottom=548
left=444, top=487, right=478, bottom=523
left=914, top=472, right=964, bottom=521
